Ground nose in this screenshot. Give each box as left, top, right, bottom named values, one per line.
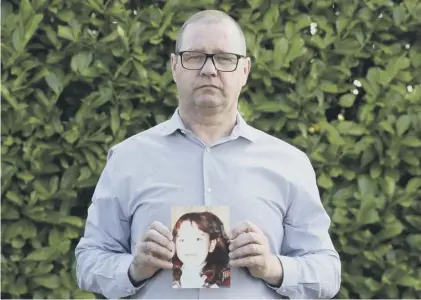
left=200, top=57, right=217, bottom=76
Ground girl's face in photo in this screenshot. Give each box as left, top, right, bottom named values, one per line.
left=175, top=220, right=216, bottom=266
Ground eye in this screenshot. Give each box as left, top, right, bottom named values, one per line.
left=196, top=238, right=202, bottom=241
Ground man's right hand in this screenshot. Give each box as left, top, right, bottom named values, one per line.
left=129, top=221, right=175, bottom=283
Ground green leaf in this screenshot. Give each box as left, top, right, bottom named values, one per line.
left=33, top=180, right=50, bottom=197
left=273, top=38, right=289, bottom=68
left=285, top=35, right=305, bottom=65
left=406, top=234, right=421, bottom=249
left=376, top=220, right=404, bottom=241
left=262, top=6, right=279, bottom=32
left=110, top=107, right=120, bottom=135
left=60, top=216, right=84, bottom=228
left=48, top=228, right=61, bottom=247
left=82, top=149, right=97, bottom=171
left=320, top=81, right=339, bottom=93
left=358, top=175, right=376, bottom=197
left=247, top=0, right=264, bottom=10
left=397, top=275, right=421, bottom=288
left=5, top=191, right=23, bottom=206
left=393, top=6, right=407, bottom=25
left=73, top=290, right=96, bottom=299
left=383, top=176, right=395, bottom=197
left=365, top=278, right=382, bottom=292
left=59, top=269, right=74, bottom=290
left=57, top=25, right=74, bottom=41
left=406, top=178, right=421, bottom=193
left=317, top=172, right=333, bottom=189
left=2, top=204, right=20, bottom=220
left=19, top=0, right=33, bottom=22
left=337, top=121, right=367, bottom=136
left=357, top=208, right=379, bottom=225
left=62, top=127, right=80, bottom=144
left=334, top=38, right=361, bottom=55
left=379, top=121, right=395, bottom=134
left=405, top=215, right=421, bottom=228
left=45, top=72, right=63, bottom=95
left=335, top=14, right=349, bottom=35
left=116, top=25, right=129, bottom=52
left=320, top=122, right=346, bottom=145
left=25, top=248, right=55, bottom=261
left=12, top=28, right=24, bottom=52
left=401, top=136, right=421, bottom=147
left=32, top=263, right=54, bottom=276
left=332, top=208, right=350, bottom=224
left=370, top=164, right=381, bottom=179
left=32, top=274, right=60, bottom=289
left=395, top=115, right=411, bottom=136
left=339, top=94, right=356, bottom=107
left=255, top=102, right=293, bottom=113
left=23, top=14, right=43, bottom=48
left=60, top=166, right=79, bottom=189
left=71, top=51, right=93, bottom=73
left=409, top=47, right=421, bottom=67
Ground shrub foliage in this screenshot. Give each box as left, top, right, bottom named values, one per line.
left=1, top=0, right=421, bottom=298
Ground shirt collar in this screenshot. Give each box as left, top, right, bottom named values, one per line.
left=160, top=107, right=256, bottom=143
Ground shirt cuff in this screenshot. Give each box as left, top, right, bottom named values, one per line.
left=266, top=255, right=300, bottom=295
left=115, top=254, right=148, bottom=295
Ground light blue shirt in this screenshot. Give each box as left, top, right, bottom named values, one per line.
left=75, top=108, right=341, bottom=299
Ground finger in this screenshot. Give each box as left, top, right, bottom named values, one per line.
left=140, top=253, right=173, bottom=269
left=141, top=241, right=174, bottom=260
left=229, top=255, right=265, bottom=268
left=229, top=221, right=263, bottom=240
left=229, top=244, right=265, bottom=259
left=145, top=229, right=174, bottom=252
left=229, top=232, right=265, bottom=251
left=149, top=221, right=173, bottom=241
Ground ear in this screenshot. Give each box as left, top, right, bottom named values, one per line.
left=241, top=57, right=252, bottom=86
left=170, top=53, right=177, bottom=83
left=208, top=239, right=217, bottom=253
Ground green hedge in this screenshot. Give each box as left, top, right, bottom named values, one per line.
left=2, top=0, right=421, bottom=298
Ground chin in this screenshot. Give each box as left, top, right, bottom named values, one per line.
left=194, top=96, right=225, bottom=109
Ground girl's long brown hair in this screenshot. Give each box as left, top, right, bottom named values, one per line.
left=172, top=211, right=230, bottom=287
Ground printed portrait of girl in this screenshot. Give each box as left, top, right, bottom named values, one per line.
left=171, top=211, right=231, bottom=288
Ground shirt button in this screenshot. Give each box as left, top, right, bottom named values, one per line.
left=207, top=187, right=212, bottom=193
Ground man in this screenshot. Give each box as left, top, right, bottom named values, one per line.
left=75, top=9, right=341, bottom=299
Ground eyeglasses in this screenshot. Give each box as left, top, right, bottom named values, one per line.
left=176, top=51, right=245, bottom=72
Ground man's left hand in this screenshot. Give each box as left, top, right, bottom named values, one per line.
left=228, top=221, right=283, bottom=286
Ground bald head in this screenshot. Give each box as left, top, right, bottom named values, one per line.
left=175, top=10, right=247, bottom=56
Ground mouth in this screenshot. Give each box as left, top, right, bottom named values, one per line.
left=198, top=85, right=219, bottom=90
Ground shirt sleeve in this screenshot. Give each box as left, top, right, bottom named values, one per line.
left=74, top=148, right=148, bottom=299
left=266, top=153, right=341, bottom=299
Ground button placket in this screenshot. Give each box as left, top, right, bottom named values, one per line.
left=202, top=148, right=212, bottom=205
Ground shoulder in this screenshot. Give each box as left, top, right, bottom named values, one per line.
left=247, top=125, right=311, bottom=166
left=105, top=121, right=170, bottom=163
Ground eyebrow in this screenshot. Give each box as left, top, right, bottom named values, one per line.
left=183, top=47, right=227, bottom=53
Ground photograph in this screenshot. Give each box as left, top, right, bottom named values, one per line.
left=171, top=206, right=231, bottom=289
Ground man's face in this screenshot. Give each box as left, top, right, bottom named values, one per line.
left=175, top=221, right=215, bottom=266
left=171, top=20, right=251, bottom=112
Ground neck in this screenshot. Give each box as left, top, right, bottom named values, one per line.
left=178, top=104, right=237, bottom=146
